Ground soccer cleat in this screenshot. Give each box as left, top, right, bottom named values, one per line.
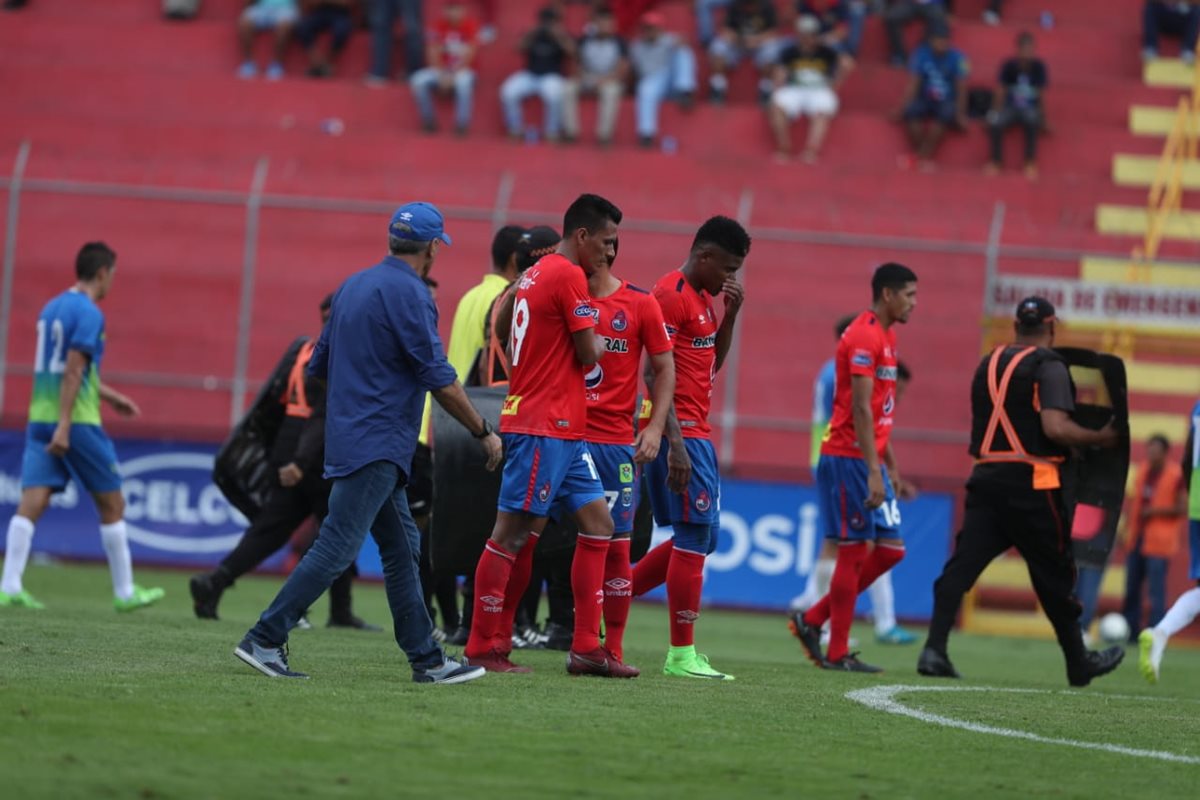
left=412, top=657, right=486, bottom=685
left=1067, top=646, right=1125, bottom=688
left=234, top=636, right=309, bottom=679
left=917, top=646, right=961, bottom=679
left=567, top=647, right=640, bottom=678
left=876, top=626, right=918, bottom=645
left=1138, top=628, right=1166, bottom=685
left=823, top=652, right=883, bottom=673
left=662, top=649, right=735, bottom=681
left=0, top=589, right=46, bottom=610
left=114, top=585, right=164, bottom=613
left=189, top=574, right=221, bottom=620
left=788, top=611, right=825, bottom=667
left=542, top=621, right=573, bottom=651
left=463, top=648, right=532, bottom=674
left=327, top=615, right=383, bottom=632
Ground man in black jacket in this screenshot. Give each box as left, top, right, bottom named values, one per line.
left=190, top=294, right=376, bottom=629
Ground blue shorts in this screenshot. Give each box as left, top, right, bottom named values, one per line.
left=645, top=437, right=720, bottom=527
left=816, top=454, right=901, bottom=542
left=21, top=422, right=122, bottom=495
left=904, top=96, right=957, bottom=125
left=582, top=443, right=638, bottom=534
left=1190, top=520, right=1200, bottom=582
left=497, top=434, right=604, bottom=518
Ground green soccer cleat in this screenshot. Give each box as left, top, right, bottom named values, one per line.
left=1138, top=628, right=1166, bottom=685
left=114, top=585, right=165, bottom=613
left=663, top=646, right=736, bottom=681
left=0, top=589, right=46, bottom=610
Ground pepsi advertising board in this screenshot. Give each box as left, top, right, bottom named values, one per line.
left=0, top=431, right=954, bottom=619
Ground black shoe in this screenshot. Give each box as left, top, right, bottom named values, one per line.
left=823, top=652, right=883, bottom=673
left=542, top=621, right=573, bottom=651
left=787, top=611, right=825, bottom=667
left=444, top=625, right=469, bottom=646
left=327, top=615, right=383, bottom=632
left=637, top=135, right=654, bottom=149
left=917, top=646, right=961, bottom=679
left=189, top=574, right=221, bottom=620
left=1068, top=646, right=1125, bottom=687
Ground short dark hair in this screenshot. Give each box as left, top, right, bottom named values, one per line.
left=389, top=236, right=430, bottom=255
left=692, top=216, right=751, bottom=258
left=1017, top=31, right=1035, bottom=48
left=76, top=242, right=116, bottom=281
left=1148, top=433, right=1170, bottom=451
left=834, top=314, right=856, bottom=338
left=491, top=225, right=525, bottom=270
left=897, top=361, right=912, bottom=382
left=872, top=262, right=917, bottom=301
left=563, top=194, right=623, bottom=237
left=319, top=293, right=333, bottom=312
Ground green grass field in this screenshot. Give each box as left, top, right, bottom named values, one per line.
left=2, top=563, right=1199, bottom=800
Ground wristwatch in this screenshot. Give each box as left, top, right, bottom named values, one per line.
left=473, top=419, right=493, bottom=439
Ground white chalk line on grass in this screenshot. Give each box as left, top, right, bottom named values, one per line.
left=845, top=685, right=1200, bottom=765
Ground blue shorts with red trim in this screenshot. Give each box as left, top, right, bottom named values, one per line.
left=497, top=434, right=604, bottom=517
left=816, top=454, right=901, bottom=542
left=645, top=436, right=720, bottom=527
left=1190, top=520, right=1200, bottom=581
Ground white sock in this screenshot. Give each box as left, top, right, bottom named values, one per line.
left=2, top=515, right=35, bottom=595
left=869, top=571, right=897, bottom=635
left=813, top=558, right=835, bottom=598
left=1155, top=587, right=1200, bottom=639
left=100, top=520, right=135, bottom=601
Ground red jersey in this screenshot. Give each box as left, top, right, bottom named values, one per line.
left=500, top=254, right=595, bottom=439
left=821, top=310, right=899, bottom=460
left=653, top=269, right=719, bottom=440
left=586, top=281, right=673, bottom=445
left=430, top=15, right=480, bottom=70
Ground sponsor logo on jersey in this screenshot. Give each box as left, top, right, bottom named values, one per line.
left=611, top=309, right=628, bottom=332
left=620, top=486, right=633, bottom=507
left=619, top=463, right=634, bottom=483
left=664, top=324, right=677, bottom=337
left=851, top=350, right=873, bottom=368
left=585, top=364, right=604, bottom=390
left=538, top=481, right=552, bottom=503
left=692, top=334, right=717, bottom=348
left=603, top=336, right=628, bottom=353
left=695, top=490, right=712, bottom=513
left=574, top=303, right=599, bottom=322
left=501, top=395, right=521, bottom=416
left=876, top=366, right=897, bottom=381
left=882, top=390, right=895, bottom=416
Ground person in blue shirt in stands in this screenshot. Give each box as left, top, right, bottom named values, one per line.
left=895, top=20, right=969, bottom=172
left=234, top=201, right=503, bottom=684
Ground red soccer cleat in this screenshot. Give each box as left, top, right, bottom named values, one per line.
left=463, top=649, right=532, bottom=674
left=567, top=647, right=640, bottom=678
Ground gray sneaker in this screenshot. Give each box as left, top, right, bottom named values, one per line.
left=413, top=656, right=486, bottom=685
left=234, top=636, right=309, bottom=679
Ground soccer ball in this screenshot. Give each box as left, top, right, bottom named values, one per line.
left=1098, top=613, right=1130, bottom=645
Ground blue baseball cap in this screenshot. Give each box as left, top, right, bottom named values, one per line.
left=388, top=201, right=452, bottom=245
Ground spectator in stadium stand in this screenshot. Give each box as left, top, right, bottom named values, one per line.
left=939, top=0, right=1005, bottom=24
left=882, top=0, right=945, bottom=67
left=366, top=0, right=425, bottom=86
left=985, top=31, right=1049, bottom=181
left=708, top=0, right=788, bottom=104
left=2, top=0, right=29, bottom=9
left=894, top=19, right=969, bottom=172
left=562, top=6, right=629, bottom=146
left=409, top=0, right=480, bottom=135
left=796, top=0, right=869, bottom=59
left=629, top=12, right=698, bottom=148
left=1143, top=1, right=1200, bottom=64
left=1121, top=434, right=1188, bottom=639
left=237, top=0, right=300, bottom=80
left=696, top=0, right=734, bottom=46
left=768, top=15, right=848, bottom=163
left=500, top=5, right=576, bottom=142
left=474, top=0, right=498, bottom=43
left=295, top=0, right=356, bottom=78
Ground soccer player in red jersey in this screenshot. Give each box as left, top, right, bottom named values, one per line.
left=630, top=216, right=751, bottom=680
left=789, top=262, right=919, bottom=673
left=582, top=235, right=676, bottom=663
left=464, top=194, right=639, bottom=677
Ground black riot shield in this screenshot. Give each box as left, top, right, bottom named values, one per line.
left=1054, top=347, right=1131, bottom=570
left=212, top=336, right=308, bottom=520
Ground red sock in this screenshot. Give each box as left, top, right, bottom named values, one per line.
left=667, top=547, right=706, bottom=647
left=571, top=534, right=611, bottom=653
left=803, top=543, right=906, bottom=628
left=632, top=539, right=673, bottom=596
left=465, top=541, right=515, bottom=658
left=602, top=538, right=633, bottom=660
left=826, top=542, right=869, bottom=662
left=497, top=533, right=539, bottom=647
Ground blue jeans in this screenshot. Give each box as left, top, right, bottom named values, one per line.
left=247, top=460, right=443, bottom=671
left=368, top=0, right=424, bottom=79
left=1144, top=2, right=1200, bottom=52
left=500, top=71, right=566, bottom=137
left=410, top=68, right=475, bottom=129
left=844, top=1, right=869, bottom=57
left=1075, top=564, right=1105, bottom=630
left=635, top=45, right=698, bottom=138
left=694, top=0, right=733, bottom=45
left=1122, top=547, right=1169, bottom=633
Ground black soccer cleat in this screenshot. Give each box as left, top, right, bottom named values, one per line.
left=823, top=652, right=884, bottom=674
left=189, top=574, right=221, bottom=620
left=917, top=646, right=962, bottom=679
left=787, top=611, right=825, bottom=667
left=1068, top=646, right=1125, bottom=688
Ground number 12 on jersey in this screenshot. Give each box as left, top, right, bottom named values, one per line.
left=34, top=319, right=66, bottom=375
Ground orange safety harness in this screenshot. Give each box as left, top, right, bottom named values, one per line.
left=975, top=345, right=1065, bottom=490
left=282, top=340, right=317, bottom=419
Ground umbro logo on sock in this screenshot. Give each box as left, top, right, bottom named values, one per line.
left=605, top=578, right=632, bottom=596
left=481, top=595, right=503, bottom=612
left=675, top=610, right=700, bottom=623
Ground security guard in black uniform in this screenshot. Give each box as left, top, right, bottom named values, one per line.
left=918, top=297, right=1125, bottom=687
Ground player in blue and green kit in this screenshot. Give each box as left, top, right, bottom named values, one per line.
left=0, top=242, right=164, bottom=611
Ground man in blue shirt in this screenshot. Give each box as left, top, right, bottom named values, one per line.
left=235, top=201, right=503, bottom=684
left=896, top=20, right=969, bottom=171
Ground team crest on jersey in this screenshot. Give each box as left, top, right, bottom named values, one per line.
left=620, top=487, right=633, bottom=507
left=585, top=364, right=604, bottom=389
left=849, top=511, right=866, bottom=531
left=695, top=490, right=711, bottom=513
left=619, top=463, right=634, bottom=483
left=538, top=482, right=551, bottom=504
left=882, top=390, right=895, bottom=416
left=611, top=309, right=628, bottom=332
